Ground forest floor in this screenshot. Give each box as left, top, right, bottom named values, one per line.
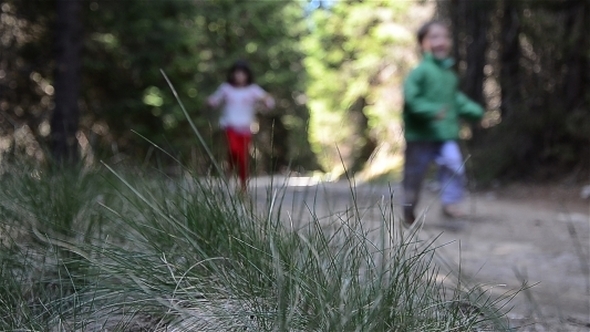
left=249, top=177, right=590, bottom=332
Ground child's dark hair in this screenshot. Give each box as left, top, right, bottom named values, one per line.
left=226, top=60, right=254, bottom=86
left=417, top=20, right=446, bottom=45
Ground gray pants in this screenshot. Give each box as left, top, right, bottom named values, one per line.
left=403, top=141, right=466, bottom=219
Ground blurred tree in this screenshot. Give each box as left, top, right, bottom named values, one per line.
left=51, top=0, right=82, bottom=165
left=498, top=0, right=521, bottom=120
left=303, top=0, right=422, bottom=175
left=448, top=0, right=492, bottom=108
left=440, top=0, right=590, bottom=182
left=0, top=0, right=318, bottom=173
left=4, top=0, right=587, bottom=182
left=82, top=0, right=318, bottom=173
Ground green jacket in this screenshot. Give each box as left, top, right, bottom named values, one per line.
left=403, top=53, right=484, bottom=142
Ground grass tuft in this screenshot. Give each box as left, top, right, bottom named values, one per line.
left=0, top=163, right=514, bottom=331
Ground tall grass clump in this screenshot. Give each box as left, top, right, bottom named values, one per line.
left=0, top=166, right=107, bottom=330
left=99, top=169, right=515, bottom=331
left=0, top=160, right=514, bottom=330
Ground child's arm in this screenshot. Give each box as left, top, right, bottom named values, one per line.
left=207, top=84, right=226, bottom=108
left=253, top=85, right=275, bottom=110
left=262, top=93, right=275, bottom=110
left=455, top=92, right=484, bottom=121
left=404, top=68, right=446, bottom=120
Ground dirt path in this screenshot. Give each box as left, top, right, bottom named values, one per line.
left=250, top=177, right=590, bottom=331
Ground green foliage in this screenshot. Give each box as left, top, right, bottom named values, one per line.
left=303, top=1, right=419, bottom=172
left=83, top=0, right=316, bottom=171
left=1, top=0, right=317, bottom=172
left=2, top=0, right=588, bottom=181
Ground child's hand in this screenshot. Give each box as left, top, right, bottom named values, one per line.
left=207, top=98, right=218, bottom=109
left=258, top=95, right=275, bottom=111
left=264, top=96, right=275, bottom=110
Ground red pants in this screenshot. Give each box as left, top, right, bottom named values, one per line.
left=225, top=127, right=251, bottom=186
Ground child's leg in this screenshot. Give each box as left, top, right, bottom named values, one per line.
left=225, top=128, right=251, bottom=190
left=436, top=141, right=466, bottom=207
left=225, top=129, right=238, bottom=175
left=403, top=141, right=440, bottom=223
left=235, top=133, right=251, bottom=189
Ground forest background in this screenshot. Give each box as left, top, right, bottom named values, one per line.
left=1, top=0, right=588, bottom=184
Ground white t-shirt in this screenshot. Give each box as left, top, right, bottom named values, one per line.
left=208, top=83, right=274, bottom=131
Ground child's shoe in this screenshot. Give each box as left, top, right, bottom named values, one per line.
left=442, top=204, right=466, bottom=219
left=403, top=207, right=416, bottom=226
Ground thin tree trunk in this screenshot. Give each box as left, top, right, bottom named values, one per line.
left=452, top=0, right=490, bottom=142
left=462, top=2, right=489, bottom=107
left=449, top=0, right=464, bottom=66
left=563, top=0, right=587, bottom=112
left=51, top=0, right=82, bottom=165
left=562, top=0, right=590, bottom=173
left=499, top=0, right=521, bottom=119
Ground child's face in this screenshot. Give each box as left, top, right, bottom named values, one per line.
left=233, top=69, right=248, bottom=86
left=422, top=24, right=451, bottom=59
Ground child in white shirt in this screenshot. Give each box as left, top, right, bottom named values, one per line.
left=207, top=61, right=274, bottom=191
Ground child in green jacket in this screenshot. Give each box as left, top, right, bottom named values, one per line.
left=402, top=20, right=484, bottom=225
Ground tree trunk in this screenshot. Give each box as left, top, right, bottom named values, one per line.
left=562, top=0, right=588, bottom=113
left=447, top=0, right=490, bottom=100
left=562, top=0, right=590, bottom=174
left=462, top=1, right=490, bottom=107
left=448, top=0, right=490, bottom=142
left=499, top=0, right=521, bottom=119
left=51, top=0, right=82, bottom=166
